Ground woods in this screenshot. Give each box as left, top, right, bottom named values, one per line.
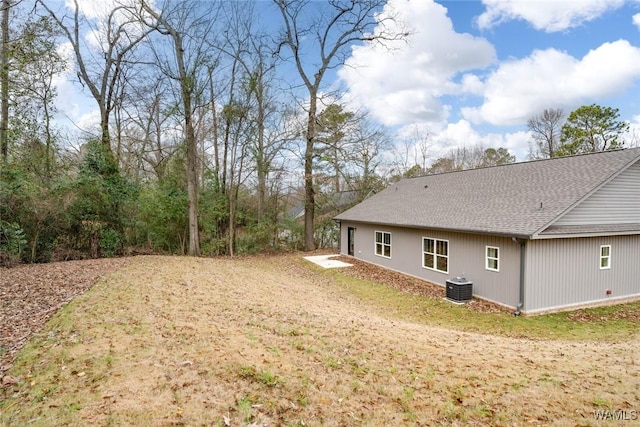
left=0, top=0, right=403, bottom=263
left=0, top=1, right=635, bottom=265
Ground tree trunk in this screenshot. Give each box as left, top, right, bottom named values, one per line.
left=208, top=67, right=220, bottom=192
left=43, top=89, right=53, bottom=179
left=273, top=0, right=405, bottom=252
left=185, top=117, right=200, bottom=255
left=304, top=94, right=317, bottom=251
left=186, top=119, right=200, bottom=256
left=0, top=0, right=9, bottom=161
left=256, top=99, right=266, bottom=220
left=90, top=230, right=100, bottom=259
left=100, top=107, right=111, bottom=152
left=228, top=193, right=235, bottom=257
left=333, top=144, right=340, bottom=193
left=173, top=32, right=200, bottom=256
left=114, top=103, right=122, bottom=168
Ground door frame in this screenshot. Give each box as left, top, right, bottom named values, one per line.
left=347, top=226, right=355, bottom=256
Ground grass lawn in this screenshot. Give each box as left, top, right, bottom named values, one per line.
left=325, top=260, right=640, bottom=342
left=1, top=254, right=639, bottom=426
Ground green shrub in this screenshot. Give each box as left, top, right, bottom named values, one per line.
left=0, top=221, right=27, bottom=266
left=99, top=228, right=121, bottom=257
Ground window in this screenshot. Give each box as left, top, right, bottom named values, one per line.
left=600, top=245, right=611, bottom=269
left=486, top=246, right=499, bottom=272
left=423, top=237, right=448, bottom=273
left=375, top=231, right=391, bottom=258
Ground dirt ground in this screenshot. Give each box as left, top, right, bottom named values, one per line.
left=1, top=254, right=639, bottom=426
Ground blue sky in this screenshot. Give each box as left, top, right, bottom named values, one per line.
left=53, top=0, right=640, bottom=162
left=337, top=0, right=640, bottom=160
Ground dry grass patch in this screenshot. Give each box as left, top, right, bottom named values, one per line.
left=329, top=255, right=640, bottom=341
left=1, top=254, right=639, bottom=426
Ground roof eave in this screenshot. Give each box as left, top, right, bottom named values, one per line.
left=336, top=218, right=531, bottom=240
left=532, top=151, right=640, bottom=237
left=533, top=230, right=640, bottom=239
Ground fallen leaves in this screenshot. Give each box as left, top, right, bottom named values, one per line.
left=1, top=374, right=18, bottom=387
left=567, top=306, right=640, bottom=323
left=335, top=256, right=509, bottom=314
left=1, top=254, right=638, bottom=426
left=0, top=257, right=130, bottom=380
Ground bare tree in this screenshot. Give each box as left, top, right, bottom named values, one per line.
left=344, top=112, right=390, bottom=201
left=458, top=145, right=485, bottom=169
left=118, top=73, right=177, bottom=181
left=11, top=14, right=67, bottom=179
left=245, top=44, right=281, bottom=221
left=216, top=48, right=251, bottom=256
left=627, top=127, right=640, bottom=148
left=139, top=0, right=220, bottom=256
left=388, top=126, right=434, bottom=179
left=389, top=139, right=418, bottom=180
left=527, top=108, right=564, bottom=159
left=214, top=7, right=289, bottom=253
left=315, top=103, right=354, bottom=193
left=220, top=91, right=249, bottom=256
left=216, top=1, right=283, bottom=221
left=405, top=125, right=433, bottom=173
left=37, top=0, right=150, bottom=155
left=427, top=145, right=515, bottom=174
left=273, top=0, right=407, bottom=251
left=206, top=65, right=221, bottom=192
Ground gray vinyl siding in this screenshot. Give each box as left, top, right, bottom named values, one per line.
left=339, top=221, right=521, bottom=308
left=554, top=160, right=640, bottom=226
left=524, top=235, right=640, bottom=313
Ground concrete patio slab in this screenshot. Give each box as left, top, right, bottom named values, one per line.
left=303, top=254, right=353, bottom=269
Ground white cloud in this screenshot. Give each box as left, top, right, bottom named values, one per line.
left=52, top=41, right=103, bottom=141
left=339, top=0, right=495, bottom=126
left=434, top=120, right=530, bottom=160
left=463, top=40, right=640, bottom=126
left=52, top=42, right=84, bottom=122
left=53, top=41, right=75, bottom=80
left=458, top=73, right=485, bottom=96
left=633, top=13, right=640, bottom=29
left=64, top=0, right=149, bottom=51
left=65, top=0, right=148, bottom=20
left=392, top=120, right=531, bottom=164
left=76, top=110, right=102, bottom=135
left=477, top=0, right=626, bottom=32
left=85, top=28, right=104, bottom=51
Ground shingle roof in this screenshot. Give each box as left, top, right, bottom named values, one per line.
left=335, top=148, right=640, bottom=238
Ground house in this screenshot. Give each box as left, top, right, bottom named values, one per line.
left=334, top=148, right=640, bottom=315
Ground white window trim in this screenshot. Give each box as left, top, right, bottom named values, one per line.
left=600, top=245, right=611, bottom=270
left=486, top=246, right=499, bottom=272
left=422, top=237, right=449, bottom=274
left=375, top=231, right=392, bottom=259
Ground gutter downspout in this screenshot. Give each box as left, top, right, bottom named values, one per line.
left=512, top=237, right=526, bottom=316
